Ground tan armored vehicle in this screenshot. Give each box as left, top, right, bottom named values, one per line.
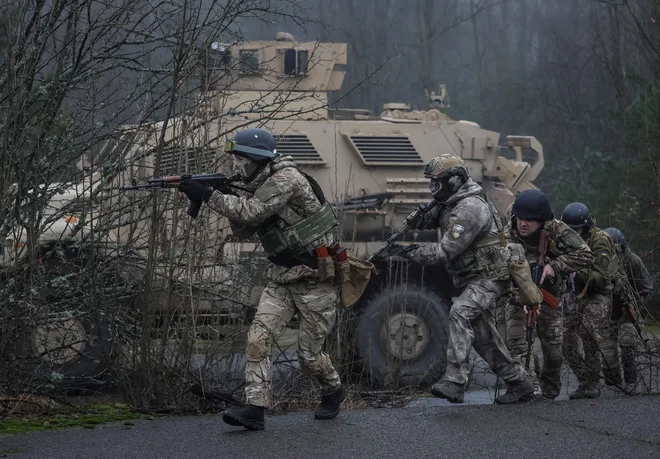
left=2, top=33, right=544, bottom=388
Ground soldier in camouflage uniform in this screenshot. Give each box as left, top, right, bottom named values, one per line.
left=394, top=154, right=535, bottom=404
left=503, top=190, right=593, bottom=400
left=179, top=128, right=344, bottom=430
left=605, top=227, right=654, bottom=392
left=561, top=203, right=621, bottom=399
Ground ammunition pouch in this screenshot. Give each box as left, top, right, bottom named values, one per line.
left=317, top=255, right=336, bottom=282
left=257, top=202, right=339, bottom=256
left=336, top=260, right=352, bottom=284
left=507, top=243, right=543, bottom=306
left=469, top=234, right=511, bottom=280
left=338, top=256, right=373, bottom=308
left=267, top=251, right=337, bottom=283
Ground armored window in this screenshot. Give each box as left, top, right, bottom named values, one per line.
left=297, top=50, right=308, bottom=74
left=343, top=134, right=424, bottom=166
left=274, top=134, right=325, bottom=165
left=283, top=49, right=309, bottom=76
left=239, top=49, right=260, bottom=74
left=209, top=44, right=231, bottom=69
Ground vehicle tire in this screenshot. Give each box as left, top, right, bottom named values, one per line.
left=14, top=243, right=124, bottom=390
left=356, top=285, right=449, bottom=389
left=17, top=315, right=113, bottom=390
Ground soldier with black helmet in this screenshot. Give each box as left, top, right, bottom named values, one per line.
left=604, top=227, right=653, bottom=392
left=503, top=190, right=593, bottom=400
left=393, top=153, right=535, bottom=405
left=561, top=202, right=622, bottom=399
left=179, top=128, right=345, bottom=430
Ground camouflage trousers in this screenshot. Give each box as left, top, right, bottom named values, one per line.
left=504, top=301, right=564, bottom=399
left=444, top=279, right=524, bottom=386
left=563, top=293, right=618, bottom=388
left=244, top=279, right=341, bottom=408
left=611, top=303, right=643, bottom=385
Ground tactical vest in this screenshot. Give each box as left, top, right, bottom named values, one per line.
left=575, top=228, right=616, bottom=298
left=440, top=193, right=510, bottom=282
left=516, top=221, right=564, bottom=297
left=255, top=163, right=339, bottom=258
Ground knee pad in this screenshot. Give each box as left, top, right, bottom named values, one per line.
left=546, top=347, right=563, bottom=368
left=246, top=325, right=270, bottom=361
left=618, top=322, right=638, bottom=348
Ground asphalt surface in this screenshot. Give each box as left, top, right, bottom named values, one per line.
left=2, top=396, right=659, bottom=459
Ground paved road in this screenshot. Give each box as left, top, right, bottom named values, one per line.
left=2, top=396, right=659, bottom=459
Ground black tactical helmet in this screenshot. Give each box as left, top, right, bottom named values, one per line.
left=225, top=128, right=278, bottom=162
left=561, top=202, right=594, bottom=229
left=604, top=227, right=626, bottom=246
left=511, top=189, right=554, bottom=221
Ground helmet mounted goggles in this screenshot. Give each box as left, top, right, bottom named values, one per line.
left=225, top=140, right=278, bottom=162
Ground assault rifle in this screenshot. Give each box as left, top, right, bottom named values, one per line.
left=119, top=172, right=243, bottom=219
left=525, top=230, right=560, bottom=371
left=368, top=199, right=438, bottom=262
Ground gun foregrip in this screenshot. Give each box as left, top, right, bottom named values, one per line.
left=187, top=200, right=202, bottom=219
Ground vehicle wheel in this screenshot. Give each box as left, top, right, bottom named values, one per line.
left=356, top=285, right=449, bottom=389
left=19, top=315, right=113, bottom=389
left=14, top=244, right=122, bottom=389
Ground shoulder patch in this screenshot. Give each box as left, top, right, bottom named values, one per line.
left=560, top=227, right=585, bottom=250
left=451, top=224, right=465, bottom=239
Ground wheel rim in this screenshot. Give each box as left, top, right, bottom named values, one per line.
left=380, top=311, right=430, bottom=361
left=32, top=318, right=87, bottom=366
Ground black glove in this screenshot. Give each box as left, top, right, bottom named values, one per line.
left=178, top=179, right=213, bottom=203
left=213, top=183, right=237, bottom=196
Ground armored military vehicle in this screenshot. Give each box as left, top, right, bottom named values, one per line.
left=2, top=32, right=544, bottom=388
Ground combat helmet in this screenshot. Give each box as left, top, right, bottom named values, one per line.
left=225, top=128, right=278, bottom=162
left=424, top=154, right=469, bottom=200
left=225, top=128, right=279, bottom=181
left=511, top=189, right=553, bottom=221
left=604, top=227, right=626, bottom=247
left=561, top=202, right=594, bottom=229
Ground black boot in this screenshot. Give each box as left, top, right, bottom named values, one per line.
left=621, top=347, right=638, bottom=386
left=569, top=385, right=600, bottom=399
left=430, top=381, right=465, bottom=403
left=494, top=378, right=535, bottom=404
left=222, top=404, right=265, bottom=430
left=314, top=385, right=346, bottom=420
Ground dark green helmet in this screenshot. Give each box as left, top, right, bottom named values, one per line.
left=511, top=189, right=553, bottom=221
left=561, top=202, right=594, bottom=229
left=225, top=128, right=278, bottom=163
left=604, top=227, right=625, bottom=246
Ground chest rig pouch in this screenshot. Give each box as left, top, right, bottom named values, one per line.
left=449, top=194, right=510, bottom=282
left=257, top=202, right=339, bottom=256
left=255, top=166, right=339, bottom=258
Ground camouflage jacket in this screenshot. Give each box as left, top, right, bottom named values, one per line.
left=613, top=245, right=654, bottom=302
left=208, top=155, right=335, bottom=284
left=505, top=219, right=594, bottom=296
left=407, top=179, right=509, bottom=287
left=574, top=226, right=622, bottom=297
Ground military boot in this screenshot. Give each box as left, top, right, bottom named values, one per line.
left=621, top=348, right=638, bottom=386
left=222, top=404, right=265, bottom=430
left=568, top=385, right=600, bottom=400
left=314, top=385, right=346, bottom=420
left=430, top=381, right=465, bottom=403
left=494, top=378, right=535, bottom=404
